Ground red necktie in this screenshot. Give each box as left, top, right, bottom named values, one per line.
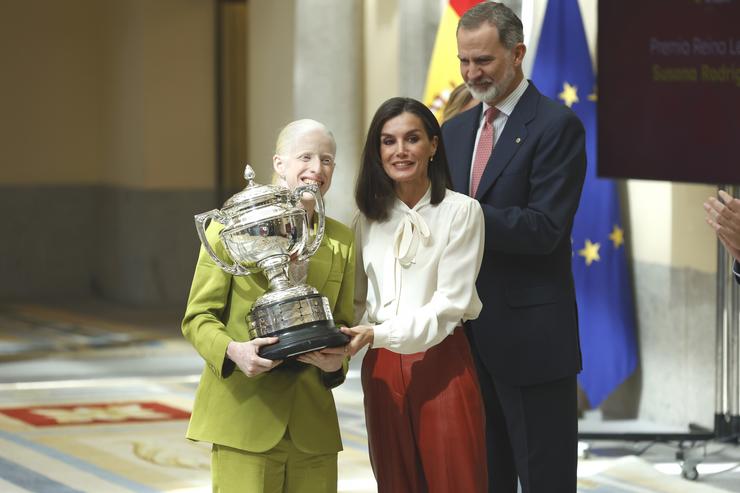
left=470, top=107, right=498, bottom=197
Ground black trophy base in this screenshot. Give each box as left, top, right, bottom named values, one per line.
left=258, top=320, right=350, bottom=360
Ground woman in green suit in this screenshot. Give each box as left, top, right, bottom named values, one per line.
left=182, top=119, right=355, bottom=493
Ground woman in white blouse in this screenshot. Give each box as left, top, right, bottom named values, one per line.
left=344, top=97, right=487, bottom=493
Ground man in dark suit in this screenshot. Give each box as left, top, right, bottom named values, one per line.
left=441, top=3, right=586, bottom=492
left=705, top=189, right=740, bottom=283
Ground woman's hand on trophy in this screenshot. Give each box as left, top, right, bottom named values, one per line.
left=340, top=325, right=374, bottom=356
left=296, top=348, right=345, bottom=372
left=226, top=339, right=283, bottom=377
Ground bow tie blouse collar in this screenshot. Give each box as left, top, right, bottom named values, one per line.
left=381, top=187, right=433, bottom=307
left=391, top=186, right=433, bottom=265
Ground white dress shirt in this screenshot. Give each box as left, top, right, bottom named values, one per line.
left=353, top=187, right=485, bottom=354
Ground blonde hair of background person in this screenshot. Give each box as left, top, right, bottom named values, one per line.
left=442, top=83, right=478, bottom=122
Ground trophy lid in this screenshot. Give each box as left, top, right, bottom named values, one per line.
left=221, top=165, right=289, bottom=214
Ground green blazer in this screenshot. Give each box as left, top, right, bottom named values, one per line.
left=182, top=216, right=355, bottom=454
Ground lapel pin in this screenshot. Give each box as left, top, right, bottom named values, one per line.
left=515, top=137, right=522, bottom=144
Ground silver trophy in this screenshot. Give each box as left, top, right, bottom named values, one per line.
left=194, top=165, right=349, bottom=360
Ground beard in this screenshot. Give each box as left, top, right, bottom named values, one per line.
left=465, top=61, right=516, bottom=104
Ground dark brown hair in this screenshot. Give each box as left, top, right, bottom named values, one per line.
left=458, top=1, right=524, bottom=49
left=355, top=97, right=452, bottom=221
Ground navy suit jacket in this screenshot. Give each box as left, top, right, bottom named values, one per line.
left=442, top=82, right=587, bottom=386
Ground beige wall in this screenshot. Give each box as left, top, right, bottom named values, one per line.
left=363, top=0, right=400, bottom=128
left=0, top=0, right=106, bottom=185
left=0, top=0, right=399, bottom=192
left=220, top=1, right=248, bottom=191
left=670, top=183, right=717, bottom=273
left=246, top=1, right=295, bottom=181
left=0, top=0, right=216, bottom=189
left=625, top=181, right=716, bottom=273
left=101, top=0, right=216, bottom=189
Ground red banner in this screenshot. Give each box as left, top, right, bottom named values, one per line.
left=0, top=402, right=190, bottom=427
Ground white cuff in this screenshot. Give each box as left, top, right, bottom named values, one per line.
left=372, top=321, right=393, bottom=349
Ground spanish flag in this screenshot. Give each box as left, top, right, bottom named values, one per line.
left=423, top=0, right=484, bottom=120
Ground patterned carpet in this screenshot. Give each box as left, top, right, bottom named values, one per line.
left=0, top=303, right=171, bottom=362
left=0, top=302, right=737, bottom=492
left=0, top=376, right=376, bottom=493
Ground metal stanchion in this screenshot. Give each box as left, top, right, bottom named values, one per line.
left=725, top=184, right=740, bottom=439
left=715, top=184, right=731, bottom=437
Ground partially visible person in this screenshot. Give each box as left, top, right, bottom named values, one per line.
left=705, top=189, right=740, bottom=283
left=182, top=119, right=355, bottom=493
left=442, top=2, right=587, bottom=492
left=442, top=83, right=478, bottom=122
left=343, top=97, right=487, bottom=493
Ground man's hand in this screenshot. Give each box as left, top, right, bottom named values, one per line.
left=296, top=346, right=346, bottom=372
left=704, top=189, right=740, bottom=261
left=226, top=338, right=282, bottom=377
left=340, top=325, right=375, bottom=356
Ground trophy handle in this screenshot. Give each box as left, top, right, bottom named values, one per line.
left=194, top=210, right=253, bottom=276
left=292, top=185, right=325, bottom=260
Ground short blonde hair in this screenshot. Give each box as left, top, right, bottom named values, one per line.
left=275, top=119, right=336, bottom=156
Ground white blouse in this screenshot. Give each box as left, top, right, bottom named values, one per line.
left=353, top=187, right=485, bottom=354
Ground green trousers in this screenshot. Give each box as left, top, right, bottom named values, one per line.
left=211, top=434, right=338, bottom=493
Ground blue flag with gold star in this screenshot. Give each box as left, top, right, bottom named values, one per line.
left=532, top=0, right=638, bottom=407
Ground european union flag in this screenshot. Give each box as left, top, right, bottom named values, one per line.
left=531, top=0, right=638, bottom=408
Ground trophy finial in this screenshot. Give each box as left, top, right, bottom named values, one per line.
left=244, top=165, right=256, bottom=185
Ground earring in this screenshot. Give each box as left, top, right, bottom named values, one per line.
left=430, top=155, right=435, bottom=163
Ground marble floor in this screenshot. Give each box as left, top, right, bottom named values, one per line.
left=0, top=300, right=738, bottom=492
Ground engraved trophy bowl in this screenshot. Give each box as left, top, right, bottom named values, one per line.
left=194, top=165, right=349, bottom=360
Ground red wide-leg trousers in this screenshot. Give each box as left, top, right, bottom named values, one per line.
left=361, top=327, right=488, bottom=493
